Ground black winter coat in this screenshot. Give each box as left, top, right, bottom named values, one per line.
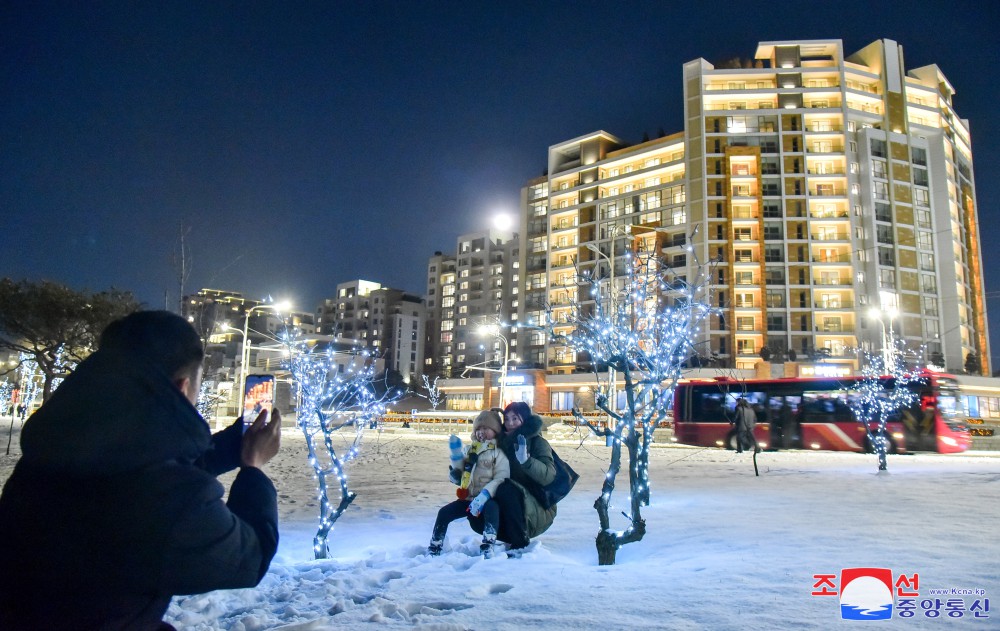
left=0, top=349, right=279, bottom=630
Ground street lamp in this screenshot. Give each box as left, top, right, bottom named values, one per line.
left=868, top=306, right=897, bottom=372
left=478, top=324, right=510, bottom=408
left=239, top=301, right=291, bottom=415
left=585, top=224, right=633, bottom=417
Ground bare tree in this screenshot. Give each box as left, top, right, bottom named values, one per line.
left=0, top=279, right=139, bottom=401
left=285, top=339, right=404, bottom=559
left=549, top=243, right=716, bottom=564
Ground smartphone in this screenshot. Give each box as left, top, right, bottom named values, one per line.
left=243, top=374, right=275, bottom=433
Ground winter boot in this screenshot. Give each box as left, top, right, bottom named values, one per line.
left=428, top=539, right=444, bottom=556
left=480, top=535, right=497, bottom=559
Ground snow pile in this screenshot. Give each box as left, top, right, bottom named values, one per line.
left=4, top=428, right=998, bottom=629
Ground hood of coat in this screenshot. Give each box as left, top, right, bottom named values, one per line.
left=504, top=412, right=543, bottom=446
left=19, top=349, right=211, bottom=475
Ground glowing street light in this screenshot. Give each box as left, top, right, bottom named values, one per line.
left=239, top=300, right=291, bottom=414
left=868, top=305, right=898, bottom=372
left=478, top=323, right=510, bottom=408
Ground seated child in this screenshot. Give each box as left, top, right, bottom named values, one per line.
left=428, top=409, right=510, bottom=558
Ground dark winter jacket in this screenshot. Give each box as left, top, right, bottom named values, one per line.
left=0, top=349, right=279, bottom=631
left=500, top=413, right=558, bottom=539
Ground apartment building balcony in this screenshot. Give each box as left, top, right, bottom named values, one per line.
left=809, top=187, right=847, bottom=197
left=814, top=300, right=854, bottom=309
left=807, top=167, right=846, bottom=175
left=805, top=124, right=844, bottom=133
left=813, top=278, right=852, bottom=286
left=815, top=324, right=855, bottom=333
left=527, top=220, right=548, bottom=236
left=810, top=232, right=849, bottom=241
left=807, top=145, right=845, bottom=154
left=811, top=253, right=852, bottom=263
left=809, top=209, right=849, bottom=219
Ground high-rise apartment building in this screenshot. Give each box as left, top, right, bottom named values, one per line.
left=315, top=280, right=425, bottom=379
left=519, top=39, right=988, bottom=376
left=425, top=229, right=519, bottom=377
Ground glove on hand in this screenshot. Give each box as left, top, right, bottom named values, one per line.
left=515, top=434, right=529, bottom=464
left=467, top=489, right=491, bottom=517
left=448, top=434, right=464, bottom=466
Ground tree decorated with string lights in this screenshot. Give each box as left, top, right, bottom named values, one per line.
left=6, top=354, right=42, bottom=454
left=549, top=238, right=716, bottom=565
left=0, top=379, right=13, bottom=418
left=420, top=374, right=445, bottom=411
left=847, top=338, right=919, bottom=472
left=285, top=338, right=403, bottom=559
left=196, top=379, right=227, bottom=426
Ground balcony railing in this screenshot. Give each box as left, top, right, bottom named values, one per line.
left=811, top=232, right=850, bottom=241
left=812, top=254, right=852, bottom=263
left=813, top=278, right=852, bottom=286
left=814, top=301, right=855, bottom=309
left=810, top=210, right=849, bottom=219
left=815, top=325, right=855, bottom=333
left=807, top=145, right=845, bottom=154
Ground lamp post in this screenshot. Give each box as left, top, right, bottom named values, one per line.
left=868, top=306, right=898, bottom=372
left=479, top=324, right=510, bottom=408
left=239, top=302, right=291, bottom=415
left=585, top=223, right=633, bottom=417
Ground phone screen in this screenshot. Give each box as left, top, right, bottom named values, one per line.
left=243, top=375, right=275, bottom=433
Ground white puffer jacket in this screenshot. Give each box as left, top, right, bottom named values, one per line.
left=463, top=440, right=511, bottom=497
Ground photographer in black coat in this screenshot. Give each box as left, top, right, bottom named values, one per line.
left=0, top=310, right=282, bottom=630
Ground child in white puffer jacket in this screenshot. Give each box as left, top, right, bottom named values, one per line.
left=428, top=409, right=510, bottom=558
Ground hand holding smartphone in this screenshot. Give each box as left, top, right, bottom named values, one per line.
left=243, top=375, right=275, bottom=434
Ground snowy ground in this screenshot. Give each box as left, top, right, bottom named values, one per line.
left=3, top=422, right=999, bottom=630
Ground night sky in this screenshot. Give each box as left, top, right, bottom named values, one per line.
left=3, top=2, right=999, bottom=360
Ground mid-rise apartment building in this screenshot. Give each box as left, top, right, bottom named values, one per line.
left=315, top=280, right=425, bottom=380
left=519, top=38, right=988, bottom=377
left=182, top=288, right=315, bottom=381
left=425, top=229, right=519, bottom=377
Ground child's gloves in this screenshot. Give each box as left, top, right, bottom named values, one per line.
left=467, top=489, right=491, bottom=517
left=448, top=434, right=463, bottom=467
left=515, top=434, right=529, bottom=464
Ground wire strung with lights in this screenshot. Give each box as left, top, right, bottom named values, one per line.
left=283, top=335, right=403, bottom=559
left=547, top=238, right=718, bottom=564
left=846, top=338, right=919, bottom=472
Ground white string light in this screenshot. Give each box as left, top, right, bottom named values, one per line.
left=284, top=336, right=402, bottom=559
left=545, top=241, right=717, bottom=561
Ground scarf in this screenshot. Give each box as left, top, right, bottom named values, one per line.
left=456, top=439, right=495, bottom=500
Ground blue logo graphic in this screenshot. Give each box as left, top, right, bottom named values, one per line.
left=840, top=569, right=894, bottom=620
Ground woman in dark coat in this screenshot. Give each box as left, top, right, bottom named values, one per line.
left=467, top=401, right=557, bottom=550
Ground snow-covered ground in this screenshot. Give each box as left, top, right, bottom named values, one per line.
left=3, top=424, right=998, bottom=629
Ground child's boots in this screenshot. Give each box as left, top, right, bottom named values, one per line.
left=480, top=534, right=497, bottom=559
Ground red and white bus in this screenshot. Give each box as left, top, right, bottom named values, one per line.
left=672, top=372, right=972, bottom=454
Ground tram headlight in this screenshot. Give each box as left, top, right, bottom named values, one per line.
left=941, top=436, right=958, bottom=447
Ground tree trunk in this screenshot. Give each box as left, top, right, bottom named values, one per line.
left=596, top=529, right=617, bottom=565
